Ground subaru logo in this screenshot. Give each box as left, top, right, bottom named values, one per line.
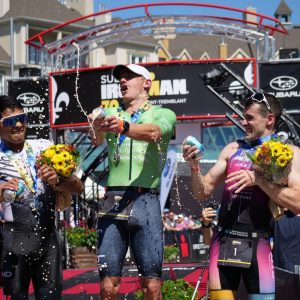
left=17, top=92, right=41, bottom=106
left=270, top=76, right=298, bottom=91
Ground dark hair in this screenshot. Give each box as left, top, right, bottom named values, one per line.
left=244, top=93, right=282, bottom=128
left=0, top=95, right=23, bottom=116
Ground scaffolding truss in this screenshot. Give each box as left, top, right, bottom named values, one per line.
left=25, top=2, right=288, bottom=72
left=201, top=63, right=300, bottom=146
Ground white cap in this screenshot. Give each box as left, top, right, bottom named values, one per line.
left=112, top=64, right=151, bottom=80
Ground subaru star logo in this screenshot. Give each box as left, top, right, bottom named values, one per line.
left=17, top=92, right=41, bottom=106
left=270, top=76, right=298, bottom=91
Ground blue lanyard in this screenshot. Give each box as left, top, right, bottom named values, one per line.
left=117, top=101, right=150, bottom=146
left=118, top=107, right=146, bottom=146
left=241, top=134, right=277, bottom=152
left=114, top=101, right=151, bottom=162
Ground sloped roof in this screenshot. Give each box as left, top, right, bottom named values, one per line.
left=0, top=46, right=10, bottom=62
left=274, top=26, right=300, bottom=49
left=275, top=0, right=292, bottom=15
left=0, top=0, right=93, bottom=27
left=134, top=24, right=300, bottom=60
left=134, top=34, right=256, bottom=59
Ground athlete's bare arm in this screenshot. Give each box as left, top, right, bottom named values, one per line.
left=88, top=114, right=162, bottom=144
left=183, top=142, right=239, bottom=201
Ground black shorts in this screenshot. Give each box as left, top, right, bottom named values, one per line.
left=1, top=224, right=62, bottom=300
left=209, top=233, right=275, bottom=296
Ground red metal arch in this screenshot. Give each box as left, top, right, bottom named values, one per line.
left=25, top=2, right=288, bottom=50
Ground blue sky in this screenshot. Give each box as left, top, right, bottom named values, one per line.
left=93, top=0, right=300, bottom=25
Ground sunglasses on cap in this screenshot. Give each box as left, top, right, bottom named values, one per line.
left=250, top=92, right=271, bottom=111
left=0, top=113, right=28, bottom=127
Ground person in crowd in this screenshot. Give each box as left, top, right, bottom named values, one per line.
left=162, top=209, right=177, bottom=246
left=187, top=214, right=196, bottom=229
left=162, top=209, right=173, bottom=231
left=272, top=210, right=300, bottom=273
left=162, top=209, right=169, bottom=225
left=174, top=214, right=188, bottom=231
left=0, top=95, right=84, bottom=300
left=183, top=92, right=300, bottom=299
left=88, top=64, right=176, bottom=300
left=166, top=211, right=176, bottom=229
left=191, top=214, right=201, bottom=229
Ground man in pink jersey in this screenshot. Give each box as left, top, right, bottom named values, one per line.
left=183, top=92, right=300, bottom=300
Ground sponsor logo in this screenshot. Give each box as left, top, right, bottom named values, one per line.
left=2, top=271, right=12, bottom=278
left=51, top=77, right=70, bottom=121
left=270, top=76, right=298, bottom=91
left=17, top=92, right=41, bottom=106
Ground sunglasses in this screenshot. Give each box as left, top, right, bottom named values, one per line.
left=0, top=113, right=28, bottom=127
left=251, top=92, right=271, bottom=111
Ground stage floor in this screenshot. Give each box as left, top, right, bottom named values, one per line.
left=0, top=263, right=208, bottom=300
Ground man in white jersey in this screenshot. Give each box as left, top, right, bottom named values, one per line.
left=0, top=95, right=84, bottom=300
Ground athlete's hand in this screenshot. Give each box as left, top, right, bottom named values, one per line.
left=88, top=113, right=105, bottom=131
left=225, top=169, right=255, bottom=193
left=37, top=164, right=59, bottom=186
left=0, top=178, right=19, bottom=202
left=89, top=115, right=120, bottom=134
left=101, top=115, right=120, bottom=133
left=182, top=144, right=201, bottom=167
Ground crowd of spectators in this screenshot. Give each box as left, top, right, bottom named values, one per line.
left=162, top=210, right=201, bottom=232
left=161, top=208, right=219, bottom=248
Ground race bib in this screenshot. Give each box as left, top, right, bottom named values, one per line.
left=98, top=193, right=134, bottom=221
left=217, top=237, right=253, bottom=268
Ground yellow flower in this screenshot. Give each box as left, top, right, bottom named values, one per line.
left=247, top=138, right=294, bottom=185
left=51, top=153, right=65, bottom=165
left=43, top=148, right=56, bottom=159
left=277, top=156, right=288, bottom=168
left=281, top=150, right=293, bottom=162
left=270, top=144, right=282, bottom=157
left=38, top=144, right=79, bottom=178
left=60, top=151, right=73, bottom=162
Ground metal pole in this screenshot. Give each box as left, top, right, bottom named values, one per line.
left=10, top=17, right=14, bottom=78
left=73, top=194, right=79, bottom=227
left=264, top=32, right=269, bottom=61
left=191, top=249, right=210, bottom=300
left=25, top=23, right=29, bottom=65
left=256, top=41, right=260, bottom=90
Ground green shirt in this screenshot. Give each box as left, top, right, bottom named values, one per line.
left=104, top=104, right=176, bottom=188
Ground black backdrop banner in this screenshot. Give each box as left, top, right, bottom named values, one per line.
left=50, top=60, right=254, bottom=128
left=259, top=61, right=300, bottom=112
left=8, top=77, right=50, bottom=139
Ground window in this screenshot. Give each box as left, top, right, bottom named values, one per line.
left=29, top=45, right=42, bottom=65
left=129, top=53, right=148, bottom=64
left=202, top=124, right=244, bottom=160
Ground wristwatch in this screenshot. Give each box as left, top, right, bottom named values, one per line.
left=121, top=121, right=130, bottom=134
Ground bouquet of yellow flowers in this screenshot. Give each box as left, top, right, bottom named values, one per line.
left=247, top=139, right=293, bottom=185
left=37, top=144, right=80, bottom=179
left=247, top=137, right=293, bottom=218
left=37, top=144, right=80, bottom=211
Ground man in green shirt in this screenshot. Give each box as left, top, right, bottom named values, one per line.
left=89, top=64, right=176, bottom=300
